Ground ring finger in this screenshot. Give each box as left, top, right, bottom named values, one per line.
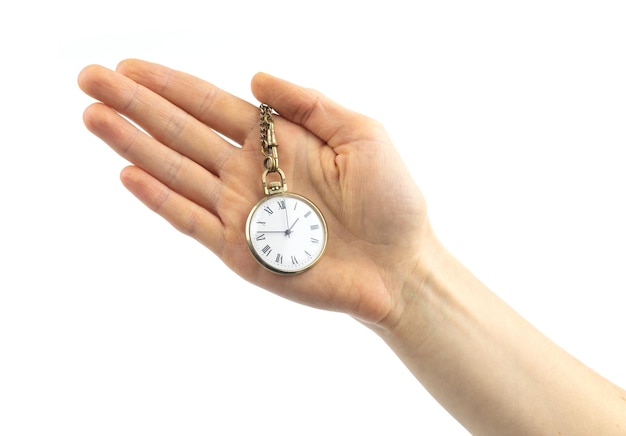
left=83, top=102, right=222, bottom=215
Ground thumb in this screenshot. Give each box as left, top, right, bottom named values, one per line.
left=251, top=72, right=372, bottom=146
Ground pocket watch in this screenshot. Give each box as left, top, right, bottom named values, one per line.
left=245, top=104, right=328, bottom=274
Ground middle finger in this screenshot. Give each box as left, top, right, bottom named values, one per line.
left=78, top=64, right=233, bottom=176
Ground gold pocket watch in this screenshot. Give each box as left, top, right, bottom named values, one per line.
left=245, top=104, right=327, bottom=274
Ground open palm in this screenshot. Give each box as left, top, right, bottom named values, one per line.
left=79, top=59, right=430, bottom=326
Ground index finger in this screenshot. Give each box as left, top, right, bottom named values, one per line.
left=116, top=59, right=259, bottom=147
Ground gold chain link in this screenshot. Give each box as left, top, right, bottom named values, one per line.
left=259, top=104, right=278, bottom=168
left=259, top=104, right=287, bottom=195
left=259, top=104, right=274, bottom=153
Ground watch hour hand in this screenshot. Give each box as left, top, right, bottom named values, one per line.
left=285, top=218, right=299, bottom=236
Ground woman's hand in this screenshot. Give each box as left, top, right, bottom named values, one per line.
left=78, top=59, right=432, bottom=327
left=79, top=59, right=626, bottom=435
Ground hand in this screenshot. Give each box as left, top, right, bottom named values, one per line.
left=78, top=59, right=433, bottom=326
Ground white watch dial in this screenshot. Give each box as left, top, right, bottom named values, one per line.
left=246, top=193, right=327, bottom=274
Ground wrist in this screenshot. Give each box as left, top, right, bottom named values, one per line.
left=365, top=225, right=448, bottom=352
left=367, top=224, right=488, bottom=363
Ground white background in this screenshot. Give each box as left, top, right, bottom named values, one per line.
left=1, top=1, right=625, bottom=434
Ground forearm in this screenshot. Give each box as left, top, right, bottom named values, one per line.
left=371, top=236, right=626, bottom=435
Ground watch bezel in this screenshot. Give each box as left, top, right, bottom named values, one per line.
left=245, top=192, right=328, bottom=275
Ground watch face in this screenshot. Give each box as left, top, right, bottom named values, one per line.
left=246, top=193, right=327, bottom=274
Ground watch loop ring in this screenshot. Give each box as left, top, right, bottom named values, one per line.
left=262, top=168, right=288, bottom=196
